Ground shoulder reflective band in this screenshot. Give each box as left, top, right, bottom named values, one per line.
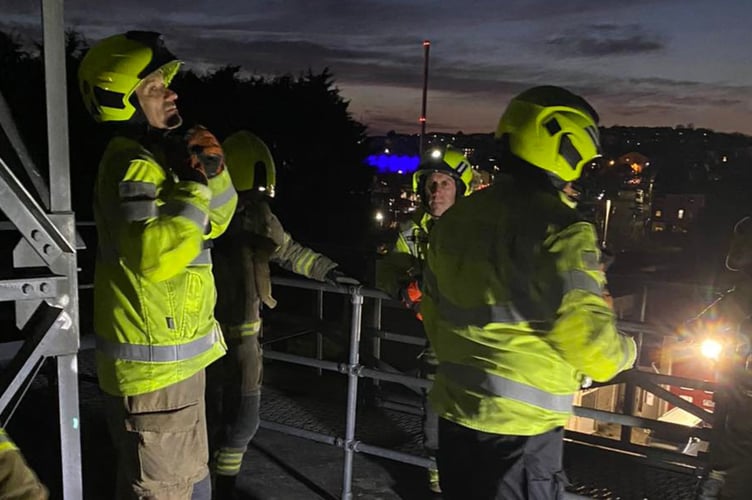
left=121, top=199, right=158, bottom=221
left=438, top=362, right=573, bottom=413
left=209, top=183, right=237, bottom=209
left=401, top=227, right=418, bottom=256
left=438, top=298, right=528, bottom=326
left=423, top=267, right=529, bottom=326
left=96, top=326, right=219, bottom=362
left=119, top=181, right=157, bottom=199
left=120, top=181, right=159, bottom=221
left=189, top=248, right=212, bottom=266
left=160, top=200, right=209, bottom=231
left=561, top=269, right=602, bottom=295
left=228, top=320, right=262, bottom=338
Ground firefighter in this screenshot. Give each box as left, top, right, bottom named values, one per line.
left=421, top=86, right=637, bottom=499
left=0, top=429, right=48, bottom=499
left=695, top=215, right=752, bottom=500
left=208, top=130, right=357, bottom=498
left=375, top=145, right=473, bottom=493
left=78, top=31, right=237, bottom=499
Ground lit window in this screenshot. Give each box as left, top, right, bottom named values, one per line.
left=678, top=209, right=685, bottom=220
left=655, top=210, right=662, bottom=218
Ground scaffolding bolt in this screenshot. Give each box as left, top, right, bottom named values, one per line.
left=30, top=229, right=40, bottom=241
left=21, top=284, right=32, bottom=295
left=338, top=363, right=363, bottom=376
left=43, top=244, right=52, bottom=255
left=40, top=283, right=49, bottom=293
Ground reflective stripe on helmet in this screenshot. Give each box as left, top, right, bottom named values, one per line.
left=438, top=361, right=573, bottom=413
left=96, top=324, right=220, bottom=362
left=558, top=134, right=582, bottom=171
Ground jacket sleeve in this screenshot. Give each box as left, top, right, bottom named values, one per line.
left=114, top=150, right=211, bottom=283
left=376, top=230, right=420, bottom=299
left=0, top=429, right=48, bottom=500
left=205, top=169, right=237, bottom=239
left=545, top=221, right=637, bottom=382
left=269, top=213, right=337, bottom=281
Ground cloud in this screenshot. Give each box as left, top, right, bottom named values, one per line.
left=546, top=24, right=665, bottom=57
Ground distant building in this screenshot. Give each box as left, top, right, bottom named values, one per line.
left=651, top=194, right=705, bottom=234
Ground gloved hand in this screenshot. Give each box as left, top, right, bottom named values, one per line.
left=399, top=279, right=422, bottom=313
left=324, top=269, right=360, bottom=286
left=186, top=125, right=224, bottom=178
left=156, top=132, right=208, bottom=185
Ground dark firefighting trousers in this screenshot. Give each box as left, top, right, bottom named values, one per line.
left=698, top=370, right=752, bottom=500
left=420, top=346, right=439, bottom=465
left=437, top=418, right=567, bottom=500
left=207, top=334, right=263, bottom=477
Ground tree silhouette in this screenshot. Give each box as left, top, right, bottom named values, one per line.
left=0, top=30, right=374, bottom=278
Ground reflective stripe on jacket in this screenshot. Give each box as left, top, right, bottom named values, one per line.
left=94, top=136, right=234, bottom=396
left=421, top=176, right=636, bottom=436
left=375, top=210, right=433, bottom=299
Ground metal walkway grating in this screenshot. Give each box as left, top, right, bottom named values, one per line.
left=261, top=371, right=701, bottom=500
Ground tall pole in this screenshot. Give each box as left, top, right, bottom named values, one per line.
left=419, top=40, right=430, bottom=155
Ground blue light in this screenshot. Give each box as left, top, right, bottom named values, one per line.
left=366, top=154, right=420, bottom=174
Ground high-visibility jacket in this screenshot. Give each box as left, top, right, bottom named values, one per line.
left=93, top=135, right=237, bottom=396
left=421, top=175, right=636, bottom=436
left=376, top=209, right=433, bottom=299
left=213, top=197, right=337, bottom=338
left=0, top=429, right=48, bottom=499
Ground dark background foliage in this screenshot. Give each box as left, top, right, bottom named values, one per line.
left=0, top=30, right=375, bottom=279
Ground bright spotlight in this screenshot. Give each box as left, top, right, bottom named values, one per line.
left=700, top=339, right=723, bottom=360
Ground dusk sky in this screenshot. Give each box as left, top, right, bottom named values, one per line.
left=4, top=0, right=752, bottom=136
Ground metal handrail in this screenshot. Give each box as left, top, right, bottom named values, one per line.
left=262, top=276, right=714, bottom=498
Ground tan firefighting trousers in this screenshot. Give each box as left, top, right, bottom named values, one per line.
left=105, top=370, right=209, bottom=500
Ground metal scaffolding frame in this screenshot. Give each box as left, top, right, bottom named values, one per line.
left=0, top=1, right=82, bottom=498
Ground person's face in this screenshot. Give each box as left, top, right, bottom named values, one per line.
left=135, top=70, right=182, bottom=130
left=424, top=171, right=457, bottom=217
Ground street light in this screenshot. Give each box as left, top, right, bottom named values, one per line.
left=419, top=40, right=430, bottom=155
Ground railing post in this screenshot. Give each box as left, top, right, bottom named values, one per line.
left=315, top=289, right=324, bottom=376
left=620, top=378, right=637, bottom=445
left=371, top=298, right=382, bottom=389
left=341, top=288, right=364, bottom=500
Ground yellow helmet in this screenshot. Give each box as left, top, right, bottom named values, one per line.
left=495, top=86, right=600, bottom=183
left=78, top=31, right=181, bottom=123
left=223, top=131, right=277, bottom=197
left=412, top=145, right=473, bottom=198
